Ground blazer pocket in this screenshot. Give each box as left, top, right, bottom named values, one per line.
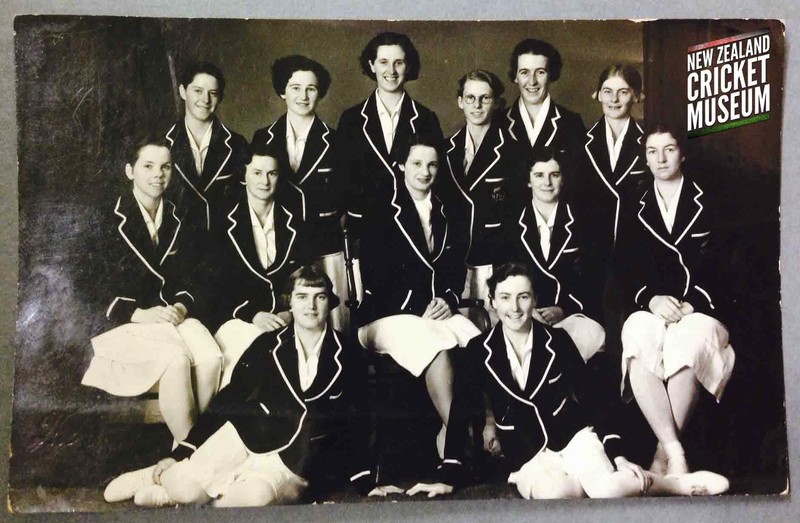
left=495, top=422, right=515, bottom=431
left=329, top=390, right=343, bottom=400
left=318, top=167, right=333, bottom=173
left=690, top=231, right=711, bottom=238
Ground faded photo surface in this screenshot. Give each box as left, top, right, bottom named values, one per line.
left=9, top=17, right=786, bottom=512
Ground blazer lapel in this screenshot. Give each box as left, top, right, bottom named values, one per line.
left=584, top=121, right=613, bottom=184
left=114, top=193, right=165, bottom=283
left=360, top=94, right=393, bottom=175
left=303, top=328, right=344, bottom=402
left=535, top=103, right=557, bottom=149
left=612, top=120, right=644, bottom=185
left=268, top=204, right=298, bottom=275
left=467, top=123, right=503, bottom=191
left=273, top=326, right=303, bottom=399
left=166, top=122, right=202, bottom=187
left=670, top=178, right=703, bottom=245
left=518, top=204, right=547, bottom=267
left=638, top=188, right=672, bottom=243
left=202, top=119, right=234, bottom=192
left=483, top=326, right=523, bottom=396
left=226, top=199, right=271, bottom=283
left=155, top=201, right=182, bottom=265
left=390, top=95, right=418, bottom=160
left=265, top=116, right=293, bottom=179
left=446, top=128, right=467, bottom=183
left=524, top=324, right=557, bottom=399
left=296, top=118, right=331, bottom=185
left=547, top=203, right=573, bottom=268
left=396, top=186, right=433, bottom=260
left=504, top=100, right=526, bottom=143
left=430, top=196, right=448, bottom=262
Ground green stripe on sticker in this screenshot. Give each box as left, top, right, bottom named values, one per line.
left=688, top=113, right=770, bottom=138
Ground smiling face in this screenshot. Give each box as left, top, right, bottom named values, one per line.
left=282, top=70, right=319, bottom=118
left=458, top=79, right=497, bottom=126
left=244, top=155, right=279, bottom=203
left=491, top=275, right=536, bottom=334
left=126, top=145, right=172, bottom=201
left=370, top=44, right=407, bottom=94
left=598, top=74, right=637, bottom=121
left=529, top=158, right=563, bottom=205
left=645, top=132, right=684, bottom=183
left=179, top=73, right=220, bottom=122
left=514, top=53, right=550, bottom=106
left=289, top=283, right=330, bottom=331
left=400, top=145, right=439, bottom=196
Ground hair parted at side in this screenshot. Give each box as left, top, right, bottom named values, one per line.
left=284, top=265, right=341, bottom=309
left=179, top=60, right=226, bottom=101
left=359, top=31, right=421, bottom=82
left=643, top=122, right=685, bottom=152
left=271, top=55, right=332, bottom=99
left=395, top=134, right=441, bottom=165
left=125, top=133, right=172, bottom=167
left=595, top=64, right=643, bottom=98
left=487, top=261, right=536, bottom=299
left=508, top=39, right=563, bottom=83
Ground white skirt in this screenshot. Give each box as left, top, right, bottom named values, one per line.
left=358, top=314, right=480, bottom=377
left=621, top=311, right=735, bottom=400
left=81, top=319, right=221, bottom=397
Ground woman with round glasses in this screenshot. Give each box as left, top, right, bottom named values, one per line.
left=439, top=69, right=524, bottom=327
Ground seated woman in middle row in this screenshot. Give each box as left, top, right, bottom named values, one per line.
left=357, top=135, right=481, bottom=456
left=506, top=146, right=605, bottom=363
left=208, top=141, right=310, bottom=386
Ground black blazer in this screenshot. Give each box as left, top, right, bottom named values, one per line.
left=508, top=201, right=599, bottom=321
left=172, top=325, right=377, bottom=495
left=206, top=190, right=310, bottom=330
left=619, top=176, right=725, bottom=321
left=358, top=181, right=466, bottom=326
left=336, top=91, right=443, bottom=239
left=440, top=322, right=623, bottom=483
left=440, top=122, right=525, bottom=267
left=504, top=98, right=586, bottom=158
left=165, top=118, right=248, bottom=232
left=103, top=192, right=196, bottom=325
left=576, top=117, right=648, bottom=264
left=252, top=115, right=343, bottom=256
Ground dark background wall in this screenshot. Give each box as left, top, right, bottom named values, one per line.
left=10, top=15, right=785, bottom=496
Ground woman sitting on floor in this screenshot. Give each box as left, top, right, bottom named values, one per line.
left=407, top=262, right=730, bottom=499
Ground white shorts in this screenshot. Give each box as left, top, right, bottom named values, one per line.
left=621, top=311, right=735, bottom=400
left=214, top=319, right=267, bottom=389
left=82, top=319, right=222, bottom=397
left=508, top=427, right=615, bottom=498
left=358, top=314, right=480, bottom=377
left=172, top=421, right=308, bottom=503
left=553, top=314, right=606, bottom=362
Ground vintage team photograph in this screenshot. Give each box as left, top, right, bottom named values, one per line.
left=8, top=16, right=787, bottom=513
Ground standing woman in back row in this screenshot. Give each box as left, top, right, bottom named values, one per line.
left=337, top=31, right=444, bottom=244
left=251, top=56, right=349, bottom=330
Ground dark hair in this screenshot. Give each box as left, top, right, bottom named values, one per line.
left=271, top=55, right=332, bottom=99
left=457, top=69, right=505, bottom=100
left=126, top=134, right=171, bottom=167
left=359, top=32, right=421, bottom=82
left=487, top=262, right=536, bottom=300
left=243, top=140, right=284, bottom=170
left=179, top=61, right=226, bottom=101
left=643, top=122, right=685, bottom=153
left=596, top=64, right=642, bottom=97
left=523, top=146, right=566, bottom=176
left=395, top=134, right=440, bottom=165
left=508, top=39, right=563, bottom=83
left=284, top=265, right=340, bottom=310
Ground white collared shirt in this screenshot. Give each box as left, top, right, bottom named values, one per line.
left=295, top=325, right=327, bottom=392
left=133, top=192, right=163, bottom=247
left=519, top=95, right=551, bottom=147
left=604, top=117, right=630, bottom=172
left=504, top=326, right=534, bottom=390
left=248, top=201, right=276, bottom=270
left=286, top=117, right=314, bottom=173
left=375, top=90, right=405, bottom=152
left=408, top=184, right=434, bottom=253
left=464, top=126, right=489, bottom=174
left=185, top=119, right=213, bottom=175
left=654, top=176, right=684, bottom=234
left=532, top=201, right=558, bottom=260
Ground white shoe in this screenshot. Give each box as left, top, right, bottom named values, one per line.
left=104, top=465, right=157, bottom=502
left=669, top=470, right=730, bottom=496
left=134, top=484, right=176, bottom=508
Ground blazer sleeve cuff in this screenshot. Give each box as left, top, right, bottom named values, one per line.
left=107, top=298, right=138, bottom=324
left=634, top=285, right=656, bottom=310
left=437, top=459, right=465, bottom=488
left=350, top=470, right=376, bottom=496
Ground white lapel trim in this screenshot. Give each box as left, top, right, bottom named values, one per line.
left=360, top=97, right=395, bottom=177
left=158, top=201, right=182, bottom=266
left=614, top=121, right=643, bottom=186
left=674, top=182, right=704, bottom=245
left=505, top=105, right=518, bottom=141
left=584, top=121, right=620, bottom=242
left=305, top=329, right=344, bottom=402
left=637, top=192, right=692, bottom=296
left=166, top=123, right=211, bottom=229
left=528, top=328, right=556, bottom=400
left=468, top=127, right=504, bottom=192
left=547, top=204, right=574, bottom=271
left=113, top=197, right=167, bottom=305
left=519, top=206, right=562, bottom=303
left=446, top=131, right=475, bottom=262
left=272, top=327, right=308, bottom=452
left=226, top=203, right=276, bottom=312
left=267, top=205, right=297, bottom=276
left=204, top=122, right=234, bottom=192
left=298, top=121, right=331, bottom=185
left=543, top=104, right=561, bottom=147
